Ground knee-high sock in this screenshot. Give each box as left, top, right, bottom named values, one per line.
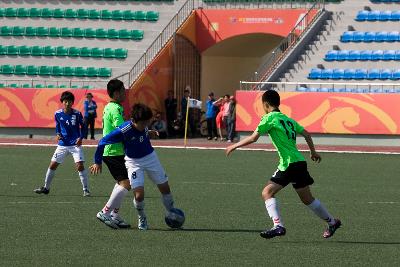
left=102, top=184, right=128, bottom=215
left=161, top=193, right=174, bottom=211
left=133, top=198, right=146, bottom=218
left=78, top=169, right=89, bottom=191
left=44, top=168, right=55, bottom=189
left=307, top=199, right=335, bottom=225
left=265, top=198, right=284, bottom=227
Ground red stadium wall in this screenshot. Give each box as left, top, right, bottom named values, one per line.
left=236, top=91, right=400, bottom=135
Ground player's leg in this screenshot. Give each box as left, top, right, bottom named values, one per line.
left=71, top=146, right=90, bottom=196
left=127, top=160, right=148, bottom=230
left=89, top=116, right=95, bottom=140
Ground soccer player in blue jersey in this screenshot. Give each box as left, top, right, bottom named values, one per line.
left=90, top=103, right=176, bottom=230
left=34, top=91, right=90, bottom=196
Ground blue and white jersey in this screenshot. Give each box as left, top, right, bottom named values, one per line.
left=94, top=121, right=154, bottom=164
left=55, top=109, right=84, bottom=146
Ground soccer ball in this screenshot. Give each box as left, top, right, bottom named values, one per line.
left=165, top=208, right=185, bottom=229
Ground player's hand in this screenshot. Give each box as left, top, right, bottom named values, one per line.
left=90, top=164, right=102, bottom=175
left=148, top=130, right=159, bottom=139
left=56, top=134, right=62, bottom=141
left=225, top=145, right=236, bottom=157
left=311, top=152, right=322, bottom=163
left=76, top=138, right=82, bottom=147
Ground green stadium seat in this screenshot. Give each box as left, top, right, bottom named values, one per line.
left=89, top=9, right=100, bottom=19
left=86, top=67, right=98, bottom=77
left=68, top=47, right=80, bottom=57
left=96, top=28, right=108, bottom=38
left=37, top=27, right=49, bottom=36
left=108, top=29, right=119, bottom=39
left=112, top=10, right=124, bottom=20
left=123, top=10, right=135, bottom=20
left=0, top=26, right=13, bottom=36
left=47, top=85, right=56, bottom=88
left=61, top=27, right=73, bottom=37
left=31, top=46, right=44, bottom=56
left=134, top=11, right=146, bottom=21
left=70, top=85, right=79, bottom=89
left=5, top=7, right=17, bottom=17
left=0, top=45, right=7, bottom=55
left=1, top=65, right=15, bottom=74
left=19, top=45, right=31, bottom=56
left=41, top=8, right=54, bottom=18
left=85, top=28, right=96, bottom=38
left=15, top=65, right=27, bottom=75
left=52, top=66, right=64, bottom=76
left=65, top=9, right=77, bottom=18
left=77, top=9, right=89, bottom=19
left=35, top=84, right=45, bottom=88
left=91, top=47, right=104, bottom=57
left=80, top=47, right=92, bottom=57
left=104, top=48, right=115, bottom=58
left=27, top=65, right=39, bottom=75
left=25, top=27, right=37, bottom=36
left=118, top=29, right=132, bottom=39
left=9, top=83, right=19, bottom=88
left=29, top=8, right=41, bottom=18
left=115, top=48, right=128, bottom=58
left=56, top=46, right=68, bottom=56
left=75, top=67, right=87, bottom=77
left=146, top=11, right=159, bottom=21
left=22, top=84, right=32, bottom=88
left=7, top=45, right=19, bottom=55
left=0, top=83, right=5, bottom=88
left=43, top=46, right=56, bottom=56
left=12, top=26, right=25, bottom=36
left=59, top=85, right=67, bottom=88
left=63, top=66, right=75, bottom=76
left=49, top=27, right=60, bottom=37
left=98, top=67, right=112, bottom=77
left=0, top=8, right=5, bottom=17
left=17, top=8, right=30, bottom=17
left=132, top=30, right=144, bottom=40
left=82, top=85, right=94, bottom=89
left=39, top=66, right=52, bottom=76
left=73, top=28, right=85, bottom=38
left=53, top=8, right=65, bottom=18
left=100, top=10, right=112, bottom=20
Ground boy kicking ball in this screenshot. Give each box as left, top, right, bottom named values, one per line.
left=226, top=90, right=341, bottom=239
left=34, top=91, right=90, bottom=196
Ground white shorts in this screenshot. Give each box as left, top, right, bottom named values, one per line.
left=125, top=151, right=168, bottom=189
left=51, top=145, right=85, bottom=164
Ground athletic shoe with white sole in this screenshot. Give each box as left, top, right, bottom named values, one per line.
left=96, top=211, right=118, bottom=229
left=323, top=219, right=342, bottom=238
left=111, top=214, right=131, bottom=229
left=34, top=186, right=50, bottom=195
left=83, top=190, right=91, bottom=197
left=138, top=216, right=148, bottom=230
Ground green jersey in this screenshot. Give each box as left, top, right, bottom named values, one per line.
left=256, top=111, right=305, bottom=171
left=102, top=102, right=125, bottom=156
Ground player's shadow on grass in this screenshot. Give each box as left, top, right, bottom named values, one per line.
left=152, top=228, right=260, bottom=233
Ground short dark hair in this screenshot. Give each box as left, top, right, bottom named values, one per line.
left=184, top=89, right=190, bottom=94
left=86, top=93, right=93, bottom=98
left=131, top=103, right=153, bottom=122
left=208, top=92, right=214, bottom=97
left=107, top=79, right=125, bottom=98
left=262, top=90, right=280, bottom=107
left=60, top=91, right=75, bottom=103
left=224, top=94, right=230, bottom=98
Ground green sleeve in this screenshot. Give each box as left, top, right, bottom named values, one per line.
left=256, top=115, right=271, bottom=135
left=111, top=107, right=124, bottom=128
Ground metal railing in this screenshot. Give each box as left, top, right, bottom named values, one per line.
left=0, top=78, right=110, bottom=89
left=246, top=0, right=325, bottom=83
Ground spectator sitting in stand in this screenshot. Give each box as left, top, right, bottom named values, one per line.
left=151, top=112, right=168, bottom=139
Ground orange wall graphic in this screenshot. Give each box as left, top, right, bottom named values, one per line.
left=236, top=91, right=400, bottom=135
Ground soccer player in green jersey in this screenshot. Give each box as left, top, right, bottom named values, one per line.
left=95, top=79, right=131, bottom=229
left=226, top=90, right=341, bottom=239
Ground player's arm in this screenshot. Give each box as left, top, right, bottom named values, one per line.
left=90, top=128, right=124, bottom=174
left=299, top=129, right=321, bottom=163
left=225, top=130, right=260, bottom=156
left=111, top=108, right=124, bottom=128
left=55, top=114, right=63, bottom=141
left=76, top=112, right=84, bottom=146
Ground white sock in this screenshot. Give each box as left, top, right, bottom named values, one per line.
left=133, top=198, right=146, bottom=218
left=307, top=199, right=335, bottom=225
left=44, top=168, right=55, bottom=189
left=102, top=184, right=128, bottom=215
left=78, top=169, right=89, bottom=191
left=161, top=193, right=174, bottom=211
left=265, top=198, right=284, bottom=227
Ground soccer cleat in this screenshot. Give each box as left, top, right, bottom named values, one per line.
left=138, top=216, right=148, bottom=230
left=83, top=190, right=91, bottom=197
left=260, top=225, right=286, bottom=239
left=96, top=211, right=118, bottom=229
left=323, top=219, right=342, bottom=238
left=111, top=214, right=131, bottom=229
left=34, top=186, right=50, bottom=195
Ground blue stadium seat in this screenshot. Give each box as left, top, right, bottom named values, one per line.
left=356, top=88, right=369, bottom=93
left=371, top=88, right=383, bottom=93
left=319, top=88, right=331, bottom=93
left=391, top=11, right=400, bottom=21
left=360, top=50, right=372, bottom=60
left=355, top=69, right=368, bottom=79
left=308, top=68, right=322, bottom=79
left=383, top=88, right=396, bottom=93
left=321, top=69, right=333, bottom=79
left=379, top=11, right=392, bottom=21
left=333, top=88, right=346, bottom=93
left=308, top=88, right=319, bottom=92
left=367, top=69, right=380, bottom=80
left=367, top=11, right=380, bottom=21
left=344, top=69, right=356, bottom=79
left=356, top=10, right=369, bottom=21
left=353, top=32, right=365, bottom=42
left=348, top=50, right=361, bottom=61
left=324, top=50, right=338, bottom=61
left=376, top=31, right=388, bottom=42
left=391, top=69, right=400, bottom=80
left=332, top=68, right=345, bottom=79
left=383, top=50, right=396, bottom=60
left=387, top=31, right=399, bottom=42
left=337, top=50, right=349, bottom=61
left=371, top=50, right=384, bottom=60
left=296, top=87, right=308, bottom=92
left=380, top=69, right=392, bottom=79
left=341, top=31, right=354, bottom=42
left=395, top=50, right=400, bottom=60
left=364, top=32, right=376, bottom=42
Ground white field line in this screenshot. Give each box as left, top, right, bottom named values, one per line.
left=1, top=141, right=400, bottom=155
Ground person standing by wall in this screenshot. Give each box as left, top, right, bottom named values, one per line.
left=164, top=90, right=177, bottom=138
left=205, top=92, right=218, bottom=140
left=227, top=96, right=236, bottom=143
left=83, top=93, right=97, bottom=140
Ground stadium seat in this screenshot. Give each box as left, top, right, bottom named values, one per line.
left=391, top=69, right=400, bottom=80
left=107, top=29, right=119, bottom=39
left=25, top=27, right=37, bottom=36
left=0, top=45, right=6, bottom=55
left=14, top=65, right=27, bottom=75
left=308, top=68, right=322, bottom=79
left=118, top=29, right=132, bottom=39
left=132, top=30, right=144, bottom=40
left=65, top=9, right=77, bottom=18
left=134, top=11, right=147, bottom=21
left=89, top=9, right=100, bottom=19
left=379, top=11, right=392, bottom=21
left=344, top=69, right=356, bottom=79
left=391, top=11, right=400, bottom=21
left=5, top=7, right=17, bottom=17
left=1, top=65, right=14, bottom=74
left=9, top=83, right=19, bottom=88
left=376, top=31, right=388, bottom=42
left=86, top=67, right=98, bottom=77
left=146, top=11, right=159, bottom=21
left=91, top=47, right=104, bottom=57
left=53, top=8, right=65, bottom=18
left=68, top=47, right=80, bottom=57
left=321, top=69, right=333, bottom=79
left=41, top=8, right=54, bottom=18
left=371, top=50, right=384, bottom=60
left=355, top=69, right=367, bottom=79
left=0, top=26, right=13, bottom=36
left=353, top=32, right=365, bottom=42
left=85, top=28, right=96, bottom=38
left=61, top=27, right=73, bottom=37
left=360, top=50, right=372, bottom=60
left=37, top=27, right=49, bottom=37
left=332, top=68, right=345, bottom=79
left=101, top=10, right=112, bottom=20
left=115, top=48, right=128, bottom=58
left=75, top=67, right=87, bottom=77
left=7, top=45, right=19, bottom=55
left=367, top=10, right=380, bottom=21
left=27, top=65, right=39, bottom=75
left=383, top=50, right=396, bottom=60
left=19, top=45, right=31, bottom=56
left=73, top=28, right=85, bottom=38
left=337, top=50, right=349, bottom=61
left=43, top=46, right=56, bottom=56
left=12, top=26, right=25, bottom=36
left=367, top=69, right=380, bottom=80
left=49, top=27, right=61, bottom=37
left=348, top=50, right=361, bottom=61
left=112, top=10, right=124, bottom=20
left=35, top=84, right=46, bottom=88
left=63, top=66, right=75, bottom=76
left=395, top=50, right=400, bottom=61
left=364, top=32, right=376, bottom=42
left=380, top=69, right=392, bottom=79
left=123, top=10, right=135, bottom=20
left=355, top=10, right=369, bottom=21
left=77, top=9, right=89, bottom=19
left=22, top=84, right=32, bottom=88
left=0, top=83, right=5, bottom=88
left=56, top=46, right=68, bottom=56
left=80, top=47, right=92, bottom=57
left=52, top=66, right=64, bottom=76
left=39, top=66, right=52, bottom=76
left=104, top=48, right=115, bottom=58
left=31, top=46, right=44, bottom=56
left=96, top=28, right=108, bottom=38
left=98, top=68, right=112, bottom=77
left=29, top=8, right=41, bottom=18
left=387, top=31, right=399, bottom=42
left=324, top=50, right=338, bottom=61
left=17, top=8, right=30, bottom=17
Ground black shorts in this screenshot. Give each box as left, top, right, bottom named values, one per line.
left=103, top=156, right=129, bottom=182
left=270, top=161, right=314, bottom=189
